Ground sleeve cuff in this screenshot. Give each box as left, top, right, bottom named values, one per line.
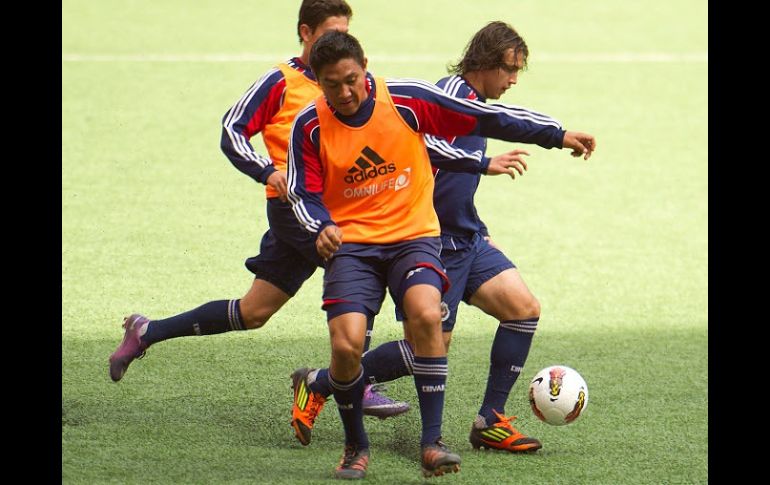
left=480, top=156, right=491, bottom=174
left=257, top=165, right=277, bottom=185
left=315, top=220, right=337, bottom=238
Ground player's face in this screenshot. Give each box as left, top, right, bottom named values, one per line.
left=317, top=57, right=368, bottom=116
left=485, top=48, right=524, bottom=99
left=306, top=16, right=350, bottom=47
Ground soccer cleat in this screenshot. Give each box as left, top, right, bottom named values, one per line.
left=420, top=438, right=461, bottom=478
left=108, top=314, right=150, bottom=382
left=291, top=367, right=327, bottom=446
left=362, top=383, right=411, bottom=419
left=334, top=445, right=370, bottom=480
left=469, top=410, right=542, bottom=453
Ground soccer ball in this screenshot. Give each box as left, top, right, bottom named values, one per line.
left=528, top=365, right=589, bottom=426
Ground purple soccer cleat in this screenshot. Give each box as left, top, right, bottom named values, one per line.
left=362, top=383, right=410, bottom=419
left=108, top=314, right=150, bottom=382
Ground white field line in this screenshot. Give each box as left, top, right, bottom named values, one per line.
left=62, top=52, right=708, bottom=63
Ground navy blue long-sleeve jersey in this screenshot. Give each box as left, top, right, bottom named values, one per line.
left=426, top=75, right=563, bottom=240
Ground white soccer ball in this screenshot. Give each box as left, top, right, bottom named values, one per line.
left=528, top=365, right=589, bottom=426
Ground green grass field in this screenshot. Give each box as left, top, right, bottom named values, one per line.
left=62, top=1, right=707, bottom=483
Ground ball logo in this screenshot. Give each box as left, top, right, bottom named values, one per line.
left=529, top=385, right=546, bottom=422
left=548, top=367, right=567, bottom=398
left=564, top=388, right=586, bottom=423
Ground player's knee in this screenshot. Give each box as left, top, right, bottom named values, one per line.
left=506, top=293, right=540, bottom=320
left=523, top=295, right=541, bottom=319
left=241, top=315, right=267, bottom=330
left=239, top=305, right=276, bottom=329
left=405, top=307, right=443, bottom=345
left=331, top=339, right=363, bottom=368
left=408, top=304, right=442, bottom=329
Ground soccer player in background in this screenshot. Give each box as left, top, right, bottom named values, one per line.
left=416, top=21, right=557, bottom=453
left=108, top=0, right=409, bottom=418
left=287, top=30, right=594, bottom=479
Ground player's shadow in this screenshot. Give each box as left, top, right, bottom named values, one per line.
left=366, top=411, right=421, bottom=459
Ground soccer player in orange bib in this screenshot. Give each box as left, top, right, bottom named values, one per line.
left=287, top=31, right=595, bottom=479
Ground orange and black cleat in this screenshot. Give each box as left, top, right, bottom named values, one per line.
left=469, top=410, right=542, bottom=453
left=334, top=445, right=370, bottom=480
left=420, top=438, right=461, bottom=478
left=291, top=367, right=327, bottom=446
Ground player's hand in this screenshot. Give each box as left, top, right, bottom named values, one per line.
left=562, top=131, right=596, bottom=160
left=486, top=149, right=530, bottom=179
left=267, top=170, right=288, bottom=202
left=316, top=225, right=343, bottom=260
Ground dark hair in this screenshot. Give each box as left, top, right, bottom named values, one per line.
left=309, top=30, right=365, bottom=74
left=297, top=0, right=353, bottom=44
left=449, top=21, right=529, bottom=75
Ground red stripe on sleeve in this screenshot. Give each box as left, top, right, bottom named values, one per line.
left=392, top=96, right=478, bottom=137
left=245, top=78, right=286, bottom=137
left=301, top=118, right=324, bottom=193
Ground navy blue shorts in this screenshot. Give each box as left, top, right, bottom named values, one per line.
left=245, top=198, right=323, bottom=296
left=322, top=237, right=448, bottom=318
left=396, top=232, right=515, bottom=331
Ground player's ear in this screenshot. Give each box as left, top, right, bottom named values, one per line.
left=362, top=57, right=368, bottom=71
left=299, top=23, right=312, bottom=43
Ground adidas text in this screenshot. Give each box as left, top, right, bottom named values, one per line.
left=344, top=163, right=396, bottom=184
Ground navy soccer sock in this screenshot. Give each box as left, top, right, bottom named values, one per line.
left=308, top=368, right=333, bottom=398
left=329, top=368, right=369, bottom=448
left=141, top=299, right=245, bottom=345
left=413, top=356, right=448, bottom=445
left=309, top=338, right=414, bottom=398
left=362, top=339, right=414, bottom=384
left=478, top=318, right=538, bottom=424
